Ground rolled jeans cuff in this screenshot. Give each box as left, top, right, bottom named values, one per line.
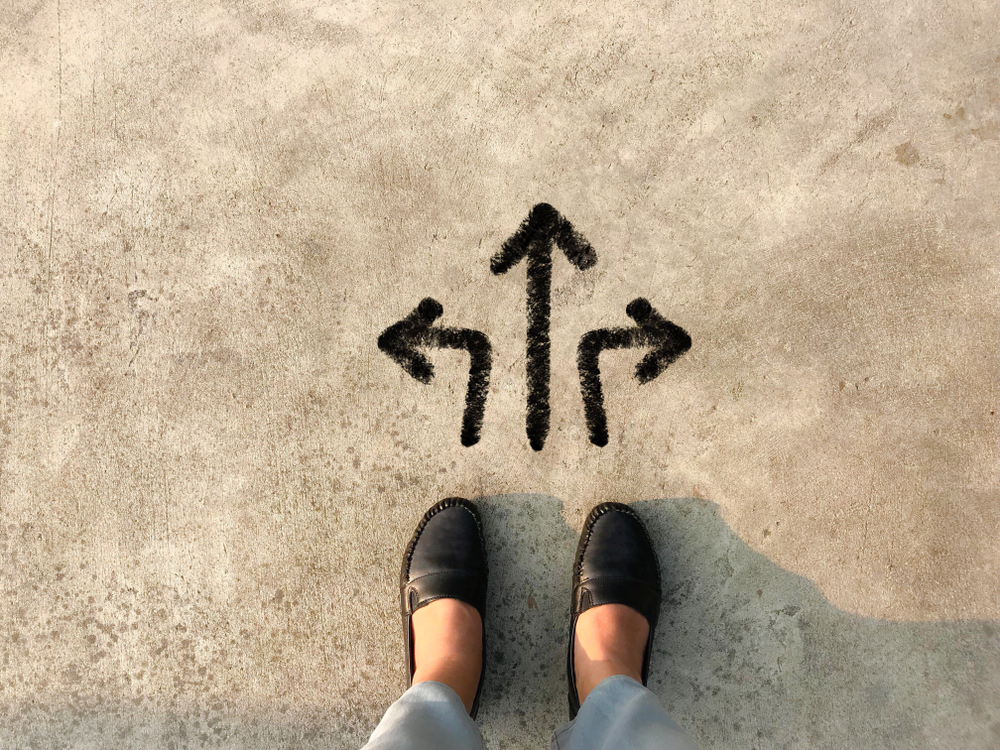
left=361, top=681, right=484, bottom=750
left=550, top=675, right=698, bottom=750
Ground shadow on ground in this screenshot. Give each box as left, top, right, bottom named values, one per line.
left=3, top=496, right=996, bottom=749
left=475, top=495, right=998, bottom=750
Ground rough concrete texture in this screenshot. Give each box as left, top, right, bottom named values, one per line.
left=1, top=0, right=997, bottom=747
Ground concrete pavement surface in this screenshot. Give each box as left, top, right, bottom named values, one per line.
left=1, top=0, right=997, bottom=747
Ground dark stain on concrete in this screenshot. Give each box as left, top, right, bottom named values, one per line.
left=895, top=141, right=920, bottom=166
left=971, top=123, right=999, bottom=141
left=819, top=106, right=897, bottom=174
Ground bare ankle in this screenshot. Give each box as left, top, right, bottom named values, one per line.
left=573, top=603, right=649, bottom=704
left=411, top=599, right=482, bottom=713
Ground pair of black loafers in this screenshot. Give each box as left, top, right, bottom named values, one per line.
left=400, top=497, right=661, bottom=720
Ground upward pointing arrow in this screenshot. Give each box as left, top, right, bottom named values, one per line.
left=378, top=298, right=492, bottom=447
left=578, top=298, right=691, bottom=447
left=492, top=203, right=597, bottom=451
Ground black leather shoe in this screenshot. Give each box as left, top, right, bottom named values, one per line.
left=400, top=497, right=488, bottom=719
left=567, top=502, right=661, bottom=719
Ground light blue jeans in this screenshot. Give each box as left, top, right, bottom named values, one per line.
left=362, top=675, right=698, bottom=749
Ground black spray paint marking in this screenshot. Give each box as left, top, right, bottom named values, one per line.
left=378, top=298, right=492, bottom=447
left=491, top=203, right=597, bottom=451
left=578, top=298, right=691, bottom=447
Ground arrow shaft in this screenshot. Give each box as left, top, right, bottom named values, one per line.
left=578, top=327, right=642, bottom=447
left=427, top=328, right=492, bottom=447
left=525, top=244, right=551, bottom=451
left=493, top=205, right=597, bottom=451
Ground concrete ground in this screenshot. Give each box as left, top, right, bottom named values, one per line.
left=1, top=1, right=997, bottom=748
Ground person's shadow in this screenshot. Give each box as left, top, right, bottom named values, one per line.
left=475, top=495, right=998, bottom=750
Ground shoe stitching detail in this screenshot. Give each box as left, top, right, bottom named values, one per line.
left=401, top=498, right=488, bottom=581
left=573, top=503, right=660, bottom=589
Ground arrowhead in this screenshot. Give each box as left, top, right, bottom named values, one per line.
left=626, top=297, right=692, bottom=383
left=377, top=298, right=444, bottom=383
left=491, top=203, right=597, bottom=274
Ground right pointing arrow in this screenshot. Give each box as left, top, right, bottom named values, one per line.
left=578, top=298, right=692, bottom=447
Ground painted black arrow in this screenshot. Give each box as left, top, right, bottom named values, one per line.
left=578, top=298, right=691, bottom=447
left=378, top=298, right=492, bottom=447
left=492, top=203, right=597, bottom=451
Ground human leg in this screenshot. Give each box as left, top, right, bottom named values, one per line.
left=362, top=679, right=484, bottom=750
left=550, top=674, right=697, bottom=750
left=561, top=503, right=697, bottom=748
left=411, top=598, right=483, bottom=713
left=361, top=498, right=488, bottom=749
left=572, top=602, right=648, bottom=702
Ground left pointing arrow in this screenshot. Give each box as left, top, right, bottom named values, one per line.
left=378, top=298, right=493, bottom=447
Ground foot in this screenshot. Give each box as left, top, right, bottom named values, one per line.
left=573, top=603, right=650, bottom=704
left=400, top=498, right=488, bottom=717
left=567, top=502, right=661, bottom=718
left=411, top=598, right=483, bottom=713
